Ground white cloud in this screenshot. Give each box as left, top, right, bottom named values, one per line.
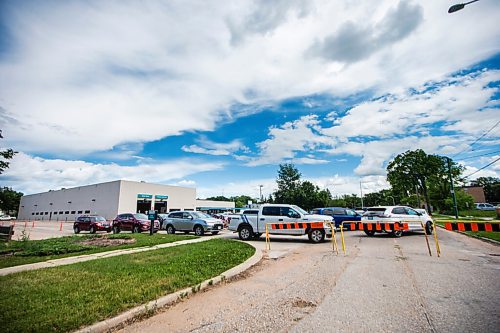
left=1, top=0, right=499, bottom=156
left=249, top=115, right=332, bottom=165
left=2, top=152, right=223, bottom=194
left=182, top=138, right=248, bottom=156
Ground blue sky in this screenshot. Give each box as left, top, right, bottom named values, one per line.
left=0, top=0, right=499, bottom=199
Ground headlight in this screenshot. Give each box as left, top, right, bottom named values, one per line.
left=323, top=222, right=332, bottom=229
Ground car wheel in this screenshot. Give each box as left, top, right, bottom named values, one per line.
left=364, top=230, right=376, bottom=237
left=238, top=225, right=253, bottom=241
left=425, top=221, right=433, bottom=235
left=194, top=225, right=205, bottom=236
left=166, top=225, right=175, bottom=234
left=73, top=225, right=80, bottom=234
left=90, top=226, right=97, bottom=234
left=132, top=225, right=140, bottom=234
left=308, top=229, right=325, bottom=243
left=391, top=230, right=403, bottom=238
left=112, top=225, right=120, bottom=234
left=211, top=231, right=219, bottom=235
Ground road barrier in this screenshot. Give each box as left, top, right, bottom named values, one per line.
left=443, top=221, right=500, bottom=232
left=339, top=220, right=441, bottom=257
left=265, top=221, right=339, bottom=254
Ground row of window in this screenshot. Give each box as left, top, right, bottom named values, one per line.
left=31, top=210, right=91, bottom=216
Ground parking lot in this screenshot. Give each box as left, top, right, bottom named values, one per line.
left=4, top=219, right=500, bottom=333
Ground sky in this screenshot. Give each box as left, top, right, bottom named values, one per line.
left=0, top=0, right=499, bottom=200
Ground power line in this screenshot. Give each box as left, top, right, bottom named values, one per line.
left=453, top=120, right=500, bottom=159
left=459, top=150, right=500, bottom=161
left=463, top=156, right=500, bottom=180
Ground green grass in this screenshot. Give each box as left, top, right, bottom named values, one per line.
left=0, top=239, right=254, bottom=333
left=0, top=233, right=195, bottom=269
left=433, top=210, right=498, bottom=220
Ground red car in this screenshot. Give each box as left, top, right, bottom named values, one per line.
left=112, top=213, right=160, bottom=233
left=74, top=215, right=112, bottom=234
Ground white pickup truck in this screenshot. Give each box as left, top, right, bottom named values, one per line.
left=228, top=204, right=334, bottom=243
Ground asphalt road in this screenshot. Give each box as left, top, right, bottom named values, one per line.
left=118, top=228, right=499, bottom=333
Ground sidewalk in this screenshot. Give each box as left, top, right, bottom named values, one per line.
left=0, top=236, right=215, bottom=276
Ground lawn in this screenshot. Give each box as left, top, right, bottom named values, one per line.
left=0, top=233, right=195, bottom=269
left=433, top=210, right=498, bottom=220
left=0, top=238, right=255, bottom=333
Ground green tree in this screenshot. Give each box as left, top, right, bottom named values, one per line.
left=442, top=190, right=475, bottom=214
left=273, top=164, right=302, bottom=204
left=0, top=187, right=23, bottom=216
left=472, top=177, right=500, bottom=203
left=206, top=196, right=231, bottom=201
left=231, top=195, right=255, bottom=208
left=0, top=130, right=17, bottom=174
left=387, top=149, right=463, bottom=214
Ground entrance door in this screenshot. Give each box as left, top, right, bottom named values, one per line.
left=136, top=200, right=151, bottom=214
left=154, top=201, right=168, bottom=213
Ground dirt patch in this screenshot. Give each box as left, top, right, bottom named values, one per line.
left=291, top=298, right=317, bottom=309
left=78, top=237, right=136, bottom=247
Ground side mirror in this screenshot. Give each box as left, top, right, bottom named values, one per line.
left=189, top=216, right=194, bottom=220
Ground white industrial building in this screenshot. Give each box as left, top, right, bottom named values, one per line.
left=17, top=180, right=235, bottom=221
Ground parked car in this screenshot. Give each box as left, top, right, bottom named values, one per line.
left=228, top=204, right=333, bottom=243
left=362, top=206, right=433, bottom=237
left=163, top=211, right=224, bottom=236
left=475, top=203, right=496, bottom=211
left=73, top=215, right=112, bottom=234
left=310, top=207, right=362, bottom=228
left=112, top=213, right=160, bottom=233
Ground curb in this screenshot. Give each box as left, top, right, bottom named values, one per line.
left=75, top=242, right=263, bottom=333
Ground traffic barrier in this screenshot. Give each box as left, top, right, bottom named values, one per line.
left=264, top=221, right=338, bottom=253
left=443, top=221, right=500, bottom=232
left=339, top=220, right=440, bottom=257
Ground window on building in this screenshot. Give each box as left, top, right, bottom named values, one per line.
left=65, top=211, right=69, bottom=214
left=35, top=212, right=39, bottom=215
left=45, top=212, right=49, bottom=215
left=71, top=211, right=76, bottom=214
left=31, top=213, right=35, bottom=215
left=77, top=210, right=83, bottom=214
left=54, top=212, right=58, bottom=215
left=59, top=211, right=63, bottom=214
left=84, top=210, right=90, bottom=214
left=169, top=208, right=180, bottom=212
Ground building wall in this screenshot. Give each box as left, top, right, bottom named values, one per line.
left=462, top=186, right=486, bottom=203
left=18, top=181, right=121, bottom=221
left=117, top=180, right=196, bottom=213
left=195, top=199, right=235, bottom=210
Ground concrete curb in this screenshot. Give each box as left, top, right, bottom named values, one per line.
left=0, top=236, right=214, bottom=276
left=75, top=242, right=262, bottom=333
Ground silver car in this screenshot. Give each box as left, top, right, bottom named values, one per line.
left=163, top=211, right=224, bottom=236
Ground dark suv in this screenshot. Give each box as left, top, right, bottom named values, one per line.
left=112, top=213, right=160, bottom=233
left=310, top=207, right=362, bottom=228
left=74, top=215, right=112, bottom=234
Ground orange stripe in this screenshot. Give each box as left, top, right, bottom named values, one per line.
left=375, top=223, right=381, bottom=231
left=402, top=223, right=409, bottom=231
left=384, top=223, right=390, bottom=231
left=485, top=224, right=493, bottom=232
left=286, top=223, right=291, bottom=229
left=294, top=222, right=299, bottom=229
left=444, top=222, right=452, bottom=230
left=272, top=224, right=277, bottom=230
left=394, top=223, right=400, bottom=231
left=367, top=223, right=372, bottom=231
left=458, top=223, right=465, bottom=231
left=471, top=223, right=478, bottom=232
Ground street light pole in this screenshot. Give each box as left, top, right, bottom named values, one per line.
left=359, top=181, right=364, bottom=208
left=447, top=158, right=459, bottom=219
left=259, top=185, right=263, bottom=203
left=448, top=0, right=480, bottom=13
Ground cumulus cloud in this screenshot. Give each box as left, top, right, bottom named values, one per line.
left=1, top=152, right=223, bottom=194
left=309, top=1, right=423, bottom=63
left=248, top=115, right=332, bottom=166
left=1, top=0, right=499, bottom=157
left=182, top=138, right=248, bottom=156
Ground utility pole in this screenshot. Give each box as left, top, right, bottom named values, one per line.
left=447, top=157, right=459, bottom=219
left=259, top=185, right=263, bottom=203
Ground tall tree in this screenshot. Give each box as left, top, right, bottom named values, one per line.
left=0, top=130, right=17, bottom=174
left=387, top=149, right=463, bottom=214
left=273, top=164, right=302, bottom=204
left=0, top=187, right=23, bottom=216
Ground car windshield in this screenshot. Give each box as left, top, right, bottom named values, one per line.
left=133, top=214, right=148, bottom=220
left=292, top=205, right=308, bottom=215
left=192, top=212, right=212, bottom=218
left=95, top=216, right=106, bottom=222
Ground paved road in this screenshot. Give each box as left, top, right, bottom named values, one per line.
left=118, top=228, right=500, bottom=333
